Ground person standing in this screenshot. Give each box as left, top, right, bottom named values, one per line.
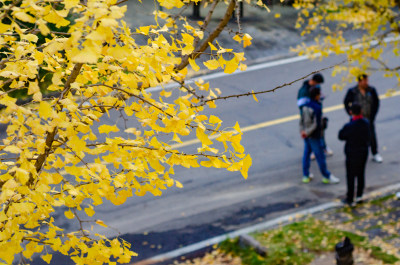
left=300, top=87, right=339, bottom=184
left=297, top=73, right=333, bottom=157
left=344, top=74, right=382, bottom=163
left=338, top=103, right=371, bottom=206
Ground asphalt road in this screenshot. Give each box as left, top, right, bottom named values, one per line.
left=20, top=46, right=400, bottom=264
left=81, top=47, right=400, bottom=262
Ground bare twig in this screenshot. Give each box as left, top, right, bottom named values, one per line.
left=198, top=59, right=347, bottom=105
left=235, top=1, right=242, bottom=34
left=171, top=76, right=204, bottom=100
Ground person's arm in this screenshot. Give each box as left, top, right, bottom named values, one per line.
left=365, top=120, right=371, bottom=146
left=301, top=107, right=317, bottom=137
left=370, top=87, right=380, bottom=121
left=338, top=123, right=350, bottom=141
left=343, top=89, right=353, bottom=116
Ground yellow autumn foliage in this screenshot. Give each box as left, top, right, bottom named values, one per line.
left=0, top=0, right=260, bottom=264
left=294, top=0, right=400, bottom=90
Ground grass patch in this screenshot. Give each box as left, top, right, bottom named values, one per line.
left=370, top=194, right=395, bottom=205
left=219, top=218, right=399, bottom=265
left=368, top=245, right=399, bottom=264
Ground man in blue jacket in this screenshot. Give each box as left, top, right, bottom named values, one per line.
left=339, top=103, right=371, bottom=206
left=297, top=73, right=333, bottom=157
left=300, top=87, right=339, bottom=184
left=344, top=74, right=382, bottom=163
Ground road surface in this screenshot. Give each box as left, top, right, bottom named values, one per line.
left=24, top=47, right=400, bottom=264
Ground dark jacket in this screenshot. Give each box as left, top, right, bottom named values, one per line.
left=297, top=80, right=316, bottom=107
left=344, top=86, right=379, bottom=122
left=338, top=118, right=371, bottom=155
left=300, top=100, right=323, bottom=139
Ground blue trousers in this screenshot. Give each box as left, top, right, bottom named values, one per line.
left=303, top=138, right=331, bottom=178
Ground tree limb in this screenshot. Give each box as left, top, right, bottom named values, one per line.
left=175, top=0, right=236, bottom=71
left=32, top=63, right=83, bottom=180
left=198, top=59, right=347, bottom=105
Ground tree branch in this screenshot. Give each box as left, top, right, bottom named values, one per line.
left=32, top=63, right=83, bottom=181
left=175, top=0, right=236, bottom=71
left=198, top=59, right=347, bottom=105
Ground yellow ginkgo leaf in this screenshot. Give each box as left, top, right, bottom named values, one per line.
left=240, top=155, right=252, bottom=179
left=233, top=121, right=242, bottom=133
left=41, top=254, right=52, bottom=264
left=98, top=125, right=119, bottom=134
left=4, top=145, right=22, bottom=154
left=203, top=59, right=220, bottom=70
left=189, top=58, right=200, bottom=71
left=233, top=34, right=242, bottom=43
left=84, top=207, right=95, bottom=217
left=224, top=58, right=239, bottom=74
left=160, top=90, right=172, bottom=98
left=209, top=115, right=222, bottom=124
left=252, top=90, right=259, bottom=102
left=96, top=220, right=108, bottom=227
left=64, top=210, right=74, bottom=219
left=196, top=127, right=213, bottom=146
left=172, top=133, right=182, bottom=143
left=243, top=33, right=253, bottom=48
left=175, top=180, right=183, bottom=188
left=14, top=12, right=36, bottom=23
left=39, top=101, right=53, bottom=119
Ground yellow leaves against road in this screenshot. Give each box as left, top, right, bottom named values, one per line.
left=196, top=127, right=213, bottom=146
left=0, top=0, right=253, bottom=264
left=98, top=124, right=120, bottom=134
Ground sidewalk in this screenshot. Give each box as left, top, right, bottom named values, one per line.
left=175, top=191, right=400, bottom=265
left=131, top=185, right=400, bottom=265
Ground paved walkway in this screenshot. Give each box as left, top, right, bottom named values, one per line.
left=311, top=193, right=400, bottom=264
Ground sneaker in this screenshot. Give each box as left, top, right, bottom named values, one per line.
left=302, top=173, right=314, bottom=183
left=310, top=153, right=316, bottom=160
left=372, top=153, right=383, bottom=163
left=322, top=174, right=340, bottom=184
left=355, top=196, right=364, bottom=204
left=341, top=199, right=356, bottom=207
left=324, top=147, right=334, bottom=156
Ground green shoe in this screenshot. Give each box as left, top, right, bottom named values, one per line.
left=302, top=173, right=314, bottom=183
left=322, top=174, right=340, bottom=184
left=302, top=176, right=311, bottom=183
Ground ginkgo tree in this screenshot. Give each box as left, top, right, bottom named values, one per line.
left=0, top=0, right=274, bottom=264
left=294, top=0, right=400, bottom=90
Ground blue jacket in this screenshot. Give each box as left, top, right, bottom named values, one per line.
left=297, top=81, right=321, bottom=108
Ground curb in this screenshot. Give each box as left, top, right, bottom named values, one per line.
left=132, top=182, right=400, bottom=265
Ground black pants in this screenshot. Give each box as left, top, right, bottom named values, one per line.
left=370, top=122, right=378, bottom=155
left=346, top=152, right=368, bottom=203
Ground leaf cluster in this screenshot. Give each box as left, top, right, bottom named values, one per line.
left=0, top=0, right=263, bottom=264
left=293, top=0, right=400, bottom=90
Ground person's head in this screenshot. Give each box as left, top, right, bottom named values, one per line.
left=350, top=103, right=362, bottom=116
left=309, top=73, right=324, bottom=86
left=357, top=74, right=369, bottom=89
left=310, top=86, right=321, bottom=101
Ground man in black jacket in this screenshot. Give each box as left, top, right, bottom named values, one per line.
left=339, top=103, right=371, bottom=206
left=344, top=74, right=382, bottom=163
